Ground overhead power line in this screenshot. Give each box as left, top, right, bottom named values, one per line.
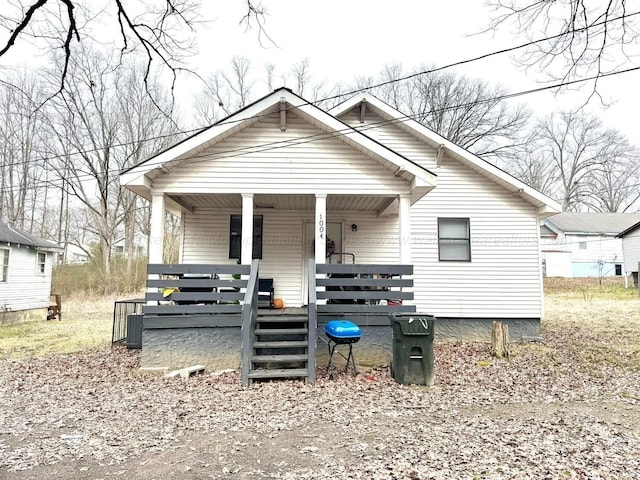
left=2, top=8, right=638, bottom=174
left=1, top=10, right=639, bottom=197
left=3, top=63, right=640, bottom=199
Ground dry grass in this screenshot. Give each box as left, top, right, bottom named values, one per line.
left=1, top=279, right=639, bottom=370
left=0, top=295, right=119, bottom=360
left=531, top=277, right=640, bottom=372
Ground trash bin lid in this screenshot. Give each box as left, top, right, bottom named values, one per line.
left=391, top=315, right=434, bottom=335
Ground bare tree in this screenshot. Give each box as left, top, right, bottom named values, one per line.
left=485, top=1, right=640, bottom=99
left=46, top=47, right=179, bottom=273
left=0, top=1, right=268, bottom=104
left=582, top=145, right=640, bottom=213
left=363, top=64, right=531, bottom=163
left=193, top=56, right=254, bottom=125
left=290, top=58, right=310, bottom=97
left=531, top=111, right=637, bottom=211
left=0, top=70, right=48, bottom=229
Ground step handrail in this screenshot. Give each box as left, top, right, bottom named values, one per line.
left=307, top=259, right=317, bottom=384
left=241, top=259, right=260, bottom=386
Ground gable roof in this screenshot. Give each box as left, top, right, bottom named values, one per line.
left=617, top=220, right=640, bottom=238
left=544, top=212, right=640, bottom=235
left=121, top=87, right=437, bottom=203
left=0, top=222, right=61, bottom=251
left=329, top=93, right=561, bottom=216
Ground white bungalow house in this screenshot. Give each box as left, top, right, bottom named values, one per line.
left=0, top=222, right=61, bottom=324
left=541, top=213, right=640, bottom=278
left=618, top=220, right=640, bottom=287
left=121, top=88, right=560, bottom=379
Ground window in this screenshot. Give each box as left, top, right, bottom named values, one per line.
left=615, top=264, right=622, bottom=276
left=0, top=248, right=8, bottom=282
left=438, top=218, right=471, bottom=261
left=229, top=215, right=263, bottom=260
left=37, top=252, right=46, bottom=275
left=579, top=242, right=587, bottom=250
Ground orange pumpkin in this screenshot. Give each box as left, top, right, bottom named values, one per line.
left=273, top=298, right=284, bottom=309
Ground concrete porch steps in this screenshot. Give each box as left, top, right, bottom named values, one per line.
left=248, top=314, right=311, bottom=383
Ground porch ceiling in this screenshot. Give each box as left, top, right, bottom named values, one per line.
left=169, top=194, right=393, bottom=212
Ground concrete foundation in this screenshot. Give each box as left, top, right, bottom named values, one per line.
left=140, top=317, right=541, bottom=371
left=0, top=307, right=48, bottom=326
left=141, top=327, right=242, bottom=371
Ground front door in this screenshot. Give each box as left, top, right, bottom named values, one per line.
left=302, top=221, right=342, bottom=304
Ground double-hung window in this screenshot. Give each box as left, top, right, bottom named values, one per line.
left=37, top=252, right=47, bottom=275
left=229, top=215, right=263, bottom=260
left=438, top=218, right=471, bottom=261
left=0, top=248, right=8, bottom=281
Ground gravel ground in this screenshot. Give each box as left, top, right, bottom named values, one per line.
left=1, top=326, right=638, bottom=480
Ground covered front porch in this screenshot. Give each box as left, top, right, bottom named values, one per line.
left=142, top=259, right=416, bottom=386
left=147, top=192, right=418, bottom=309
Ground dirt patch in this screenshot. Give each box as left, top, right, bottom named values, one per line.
left=1, top=341, right=638, bottom=480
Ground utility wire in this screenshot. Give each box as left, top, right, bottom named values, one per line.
left=5, top=61, right=638, bottom=198
left=1, top=9, right=638, bottom=173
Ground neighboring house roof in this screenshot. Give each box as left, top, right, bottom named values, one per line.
left=121, top=87, right=437, bottom=205
left=329, top=93, right=561, bottom=216
left=544, top=213, right=640, bottom=235
left=0, top=222, right=61, bottom=251
left=618, top=220, right=640, bottom=238
left=540, top=225, right=557, bottom=237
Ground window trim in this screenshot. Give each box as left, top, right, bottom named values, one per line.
left=438, top=217, right=471, bottom=262
left=0, top=247, right=9, bottom=282
left=37, top=251, right=47, bottom=275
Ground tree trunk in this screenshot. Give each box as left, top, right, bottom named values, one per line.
left=491, top=321, right=510, bottom=359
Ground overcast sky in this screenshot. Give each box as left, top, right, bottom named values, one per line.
left=187, top=0, right=640, bottom=141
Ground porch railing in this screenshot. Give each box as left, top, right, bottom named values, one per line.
left=311, top=262, right=416, bottom=320
left=144, top=263, right=253, bottom=328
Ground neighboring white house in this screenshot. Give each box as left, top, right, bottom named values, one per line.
left=122, top=87, right=560, bottom=346
left=618, top=220, right=640, bottom=287
left=112, top=232, right=149, bottom=258
left=0, top=222, right=61, bottom=324
left=541, top=213, right=640, bottom=278
left=64, top=243, right=91, bottom=264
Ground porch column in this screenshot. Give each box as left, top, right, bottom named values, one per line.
left=149, top=192, right=165, bottom=264
left=241, top=193, right=254, bottom=265
left=315, top=194, right=327, bottom=264
left=399, top=194, right=412, bottom=264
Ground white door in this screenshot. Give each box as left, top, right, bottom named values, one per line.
left=302, top=221, right=342, bottom=304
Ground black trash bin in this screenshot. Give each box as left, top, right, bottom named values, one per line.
left=126, top=313, right=144, bottom=349
left=390, top=315, right=435, bottom=386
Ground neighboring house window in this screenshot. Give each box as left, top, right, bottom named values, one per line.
left=0, top=248, right=8, bottom=281
left=579, top=242, right=587, bottom=249
left=438, top=218, right=471, bottom=261
left=229, top=215, right=263, bottom=260
left=37, top=252, right=46, bottom=275
left=615, top=264, right=622, bottom=276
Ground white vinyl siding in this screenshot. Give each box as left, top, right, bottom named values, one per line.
left=152, top=111, right=409, bottom=196
left=182, top=208, right=398, bottom=307
left=621, top=228, right=640, bottom=273
left=0, top=246, right=52, bottom=311
left=341, top=108, right=543, bottom=319
left=340, top=109, right=438, bottom=169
